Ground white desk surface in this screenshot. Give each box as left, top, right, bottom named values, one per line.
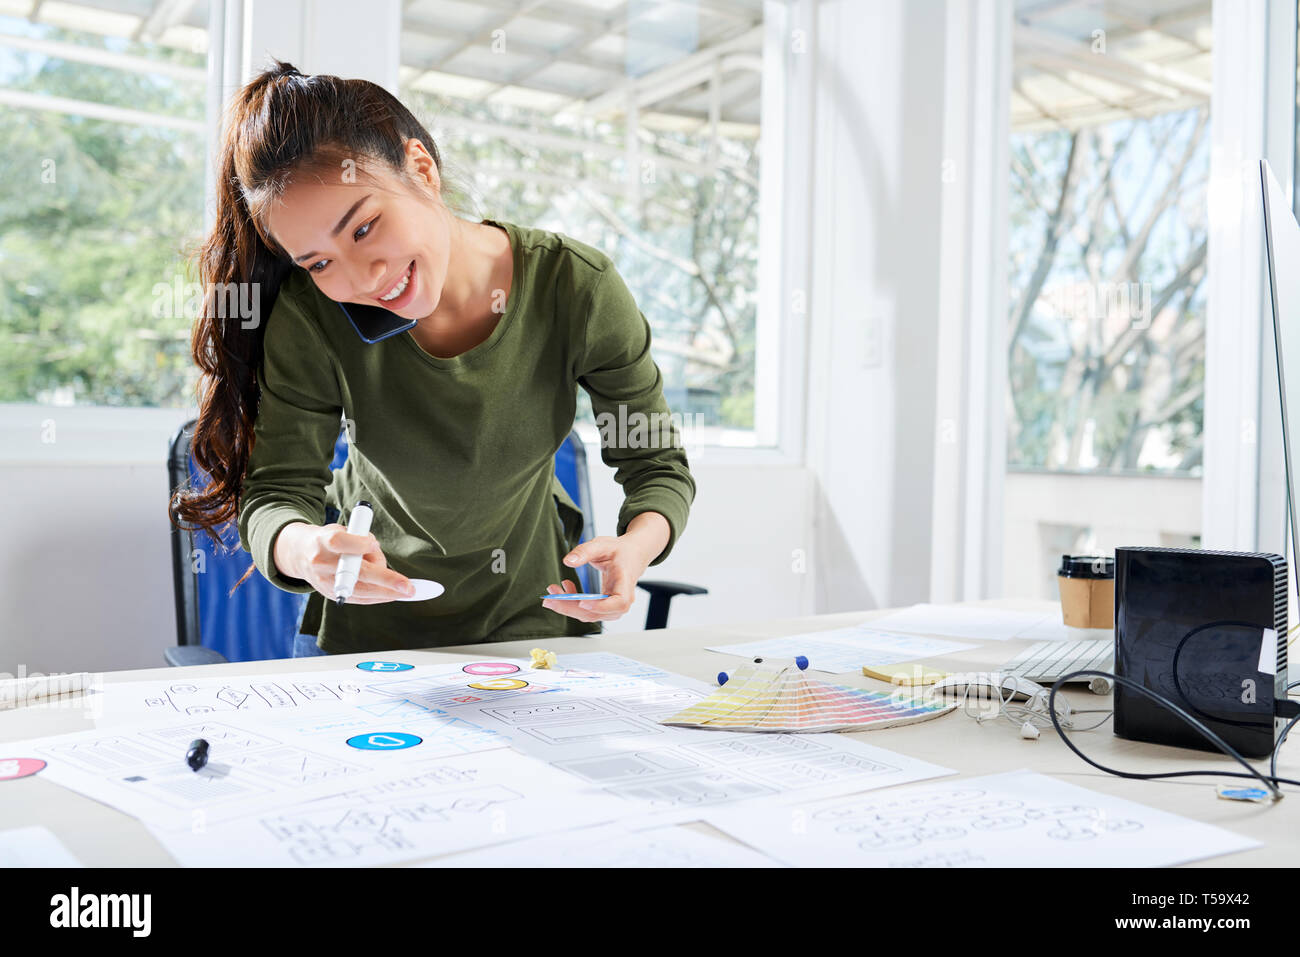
left=0, top=598, right=1291, bottom=866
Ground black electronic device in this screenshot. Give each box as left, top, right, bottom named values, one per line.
left=1113, top=546, right=1288, bottom=759
left=336, top=299, right=416, bottom=343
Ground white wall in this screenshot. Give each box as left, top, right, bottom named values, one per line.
left=802, top=0, right=952, bottom=613
left=1003, top=470, right=1202, bottom=602
left=588, top=449, right=813, bottom=634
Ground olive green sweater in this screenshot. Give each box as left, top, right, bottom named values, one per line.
left=236, top=219, right=695, bottom=653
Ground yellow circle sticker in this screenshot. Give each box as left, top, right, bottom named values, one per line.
left=466, top=678, right=529, bottom=691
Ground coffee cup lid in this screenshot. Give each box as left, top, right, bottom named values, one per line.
left=1058, top=554, right=1114, bottom=579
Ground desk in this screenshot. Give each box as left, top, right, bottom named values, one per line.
left=0, top=599, right=1292, bottom=866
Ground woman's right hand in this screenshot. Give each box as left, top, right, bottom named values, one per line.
left=273, top=522, right=415, bottom=603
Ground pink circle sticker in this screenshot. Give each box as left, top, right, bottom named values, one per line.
left=0, top=758, right=46, bottom=781
left=462, top=662, right=520, bottom=676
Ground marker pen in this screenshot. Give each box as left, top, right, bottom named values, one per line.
left=333, top=500, right=374, bottom=605
left=186, top=738, right=210, bottom=772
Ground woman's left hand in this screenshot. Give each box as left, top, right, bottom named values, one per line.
left=543, top=512, right=670, bottom=623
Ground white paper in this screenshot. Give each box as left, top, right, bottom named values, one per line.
left=144, top=749, right=628, bottom=867
left=0, top=688, right=508, bottom=829
left=0, top=826, right=83, bottom=867
left=372, top=652, right=956, bottom=823
left=702, top=769, right=1261, bottom=868
left=707, top=628, right=977, bottom=674
left=866, top=604, right=1084, bottom=642
left=92, top=668, right=423, bottom=727
left=1259, top=628, right=1278, bottom=676
left=424, top=821, right=781, bottom=868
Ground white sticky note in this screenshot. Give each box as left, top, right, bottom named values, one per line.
left=397, top=579, right=444, bottom=602
left=1258, top=628, right=1278, bottom=676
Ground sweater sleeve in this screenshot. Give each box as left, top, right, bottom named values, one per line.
left=577, top=262, right=696, bottom=566
left=236, top=285, right=345, bottom=593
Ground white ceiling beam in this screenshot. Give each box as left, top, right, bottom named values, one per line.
left=0, top=33, right=205, bottom=81
left=0, top=86, right=205, bottom=132
left=1016, top=22, right=1211, bottom=98
left=578, top=23, right=761, bottom=116
left=478, top=7, right=624, bottom=103
left=1016, top=49, right=1180, bottom=100
left=443, top=0, right=623, bottom=36
left=134, top=0, right=197, bottom=43
left=427, top=0, right=550, bottom=72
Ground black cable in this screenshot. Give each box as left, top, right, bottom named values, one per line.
left=1171, top=619, right=1273, bottom=730
left=1048, top=670, right=1300, bottom=800
left=1272, top=712, right=1300, bottom=783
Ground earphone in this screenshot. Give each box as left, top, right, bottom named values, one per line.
left=928, top=672, right=1112, bottom=734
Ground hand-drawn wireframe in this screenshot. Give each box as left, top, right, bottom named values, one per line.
left=555, top=750, right=706, bottom=783
left=598, top=689, right=706, bottom=721
left=811, top=786, right=1146, bottom=853
left=739, top=753, right=901, bottom=790
left=608, top=770, right=777, bottom=809
left=681, top=734, right=831, bottom=765
left=512, top=715, right=664, bottom=746
left=697, top=770, right=1261, bottom=868
left=259, top=785, right=525, bottom=865
left=125, top=678, right=364, bottom=717
left=481, top=699, right=613, bottom=725
left=43, top=736, right=174, bottom=773
left=140, top=722, right=280, bottom=751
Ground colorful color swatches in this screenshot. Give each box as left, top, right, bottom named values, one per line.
left=661, top=661, right=956, bottom=733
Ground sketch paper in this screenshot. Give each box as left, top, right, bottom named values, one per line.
left=92, top=669, right=422, bottom=727
left=0, top=826, right=83, bottom=867
left=144, top=749, right=628, bottom=867
left=373, top=653, right=956, bottom=821
left=424, top=821, right=781, bottom=868
left=702, top=769, right=1261, bottom=868
left=0, top=704, right=506, bottom=830
left=864, top=604, right=1073, bottom=642
left=706, top=629, right=977, bottom=674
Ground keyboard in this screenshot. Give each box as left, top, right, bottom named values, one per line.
left=1002, top=639, right=1113, bottom=684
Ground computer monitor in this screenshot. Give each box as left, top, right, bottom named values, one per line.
left=1260, top=158, right=1300, bottom=601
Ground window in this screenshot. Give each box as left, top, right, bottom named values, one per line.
left=0, top=5, right=208, bottom=408
left=399, top=0, right=766, bottom=442
left=1005, top=1, right=1210, bottom=599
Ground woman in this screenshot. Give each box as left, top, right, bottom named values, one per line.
left=170, top=60, right=695, bottom=656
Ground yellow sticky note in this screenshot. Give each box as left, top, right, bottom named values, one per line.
left=862, top=664, right=947, bottom=686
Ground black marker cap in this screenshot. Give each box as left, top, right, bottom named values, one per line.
left=186, top=738, right=210, bottom=772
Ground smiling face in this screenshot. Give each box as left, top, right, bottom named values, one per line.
left=264, top=140, right=450, bottom=316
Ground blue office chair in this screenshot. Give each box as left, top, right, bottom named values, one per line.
left=167, top=423, right=706, bottom=665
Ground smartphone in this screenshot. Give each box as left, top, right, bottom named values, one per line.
left=335, top=299, right=417, bottom=343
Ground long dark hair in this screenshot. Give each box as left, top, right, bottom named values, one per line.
left=169, top=59, right=447, bottom=587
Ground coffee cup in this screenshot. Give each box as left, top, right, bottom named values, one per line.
left=1057, top=554, right=1114, bottom=629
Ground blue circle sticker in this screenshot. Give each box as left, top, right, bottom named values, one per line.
left=345, top=732, right=423, bottom=751
left=356, top=661, right=414, bottom=672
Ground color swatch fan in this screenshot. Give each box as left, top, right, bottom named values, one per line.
left=660, top=658, right=955, bottom=733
